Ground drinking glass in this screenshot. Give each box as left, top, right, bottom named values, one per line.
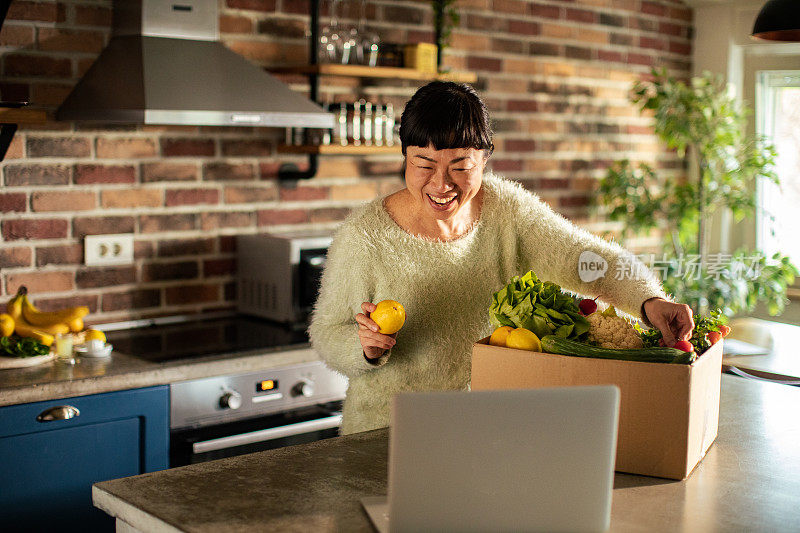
left=55, top=332, right=75, bottom=364
left=319, top=0, right=343, bottom=63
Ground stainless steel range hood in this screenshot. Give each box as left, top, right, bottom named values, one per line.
left=56, top=0, right=333, bottom=128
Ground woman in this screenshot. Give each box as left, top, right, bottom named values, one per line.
left=309, top=81, right=694, bottom=435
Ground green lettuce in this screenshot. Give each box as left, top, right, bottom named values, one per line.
left=489, top=271, right=590, bottom=341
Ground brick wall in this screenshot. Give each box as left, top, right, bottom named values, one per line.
left=0, top=0, right=692, bottom=323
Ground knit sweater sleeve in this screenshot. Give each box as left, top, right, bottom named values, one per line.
left=496, top=178, right=668, bottom=320
left=308, top=212, right=389, bottom=378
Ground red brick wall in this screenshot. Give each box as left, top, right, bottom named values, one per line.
left=0, top=0, right=692, bottom=323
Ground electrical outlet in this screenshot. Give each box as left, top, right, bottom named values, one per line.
left=85, top=234, right=134, bottom=266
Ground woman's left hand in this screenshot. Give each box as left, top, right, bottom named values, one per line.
left=643, top=298, right=695, bottom=347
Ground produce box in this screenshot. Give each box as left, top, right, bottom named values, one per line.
left=403, top=43, right=438, bottom=73
left=471, top=338, right=723, bottom=480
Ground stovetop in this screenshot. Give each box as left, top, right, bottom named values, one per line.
left=105, top=314, right=309, bottom=363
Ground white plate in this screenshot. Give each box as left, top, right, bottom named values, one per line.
left=74, top=343, right=113, bottom=358
left=0, top=352, right=55, bottom=369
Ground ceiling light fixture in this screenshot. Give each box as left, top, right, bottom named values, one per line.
left=752, top=0, right=800, bottom=42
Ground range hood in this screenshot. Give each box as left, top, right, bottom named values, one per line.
left=56, top=0, right=333, bottom=128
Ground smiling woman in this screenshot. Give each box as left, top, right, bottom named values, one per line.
left=309, top=81, right=693, bottom=435
left=386, top=145, right=487, bottom=241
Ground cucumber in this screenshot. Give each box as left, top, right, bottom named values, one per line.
left=540, top=336, right=695, bottom=364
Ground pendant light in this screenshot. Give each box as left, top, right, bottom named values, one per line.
left=752, top=0, right=800, bottom=42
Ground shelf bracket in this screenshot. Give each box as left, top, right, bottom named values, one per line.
left=0, top=123, right=18, bottom=162
left=278, top=153, right=319, bottom=181
left=278, top=0, right=321, bottom=180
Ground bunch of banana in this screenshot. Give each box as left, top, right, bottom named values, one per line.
left=5, top=288, right=89, bottom=347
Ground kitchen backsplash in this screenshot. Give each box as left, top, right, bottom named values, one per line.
left=0, top=0, right=692, bottom=323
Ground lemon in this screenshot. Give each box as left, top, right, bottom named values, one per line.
left=85, top=329, right=106, bottom=343
left=0, top=313, right=14, bottom=337
left=371, top=300, right=406, bottom=335
left=505, top=328, right=542, bottom=352
left=489, top=326, right=513, bottom=346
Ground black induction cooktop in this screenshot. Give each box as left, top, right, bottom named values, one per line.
left=105, top=315, right=310, bottom=363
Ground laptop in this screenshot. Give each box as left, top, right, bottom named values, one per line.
left=361, top=385, right=620, bottom=533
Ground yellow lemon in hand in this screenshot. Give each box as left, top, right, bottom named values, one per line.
left=85, top=329, right=106, bottom=343
left=505, top=328, right=542, bottom=352
left=371, top=300, right=406, bottom=335
left=489, top=326, right=513, bottom=346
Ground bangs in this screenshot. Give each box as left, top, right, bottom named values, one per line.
left=400, top=82, right=493, bottom=155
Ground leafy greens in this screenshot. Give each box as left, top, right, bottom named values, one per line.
left=489, top=271, right=590, bottom=341
left=636, top=309, right=727, bottom=353
left=0, top=335, right=51, bottom=358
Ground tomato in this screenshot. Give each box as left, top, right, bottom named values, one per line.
left=719, top=324, right=731, bottom=337
left=707, top=331, right=722, bottom=345
left=673, top=340, right=694, bottom=352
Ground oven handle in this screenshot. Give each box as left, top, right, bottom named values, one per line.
left=192, top=414, right=343, bottom=454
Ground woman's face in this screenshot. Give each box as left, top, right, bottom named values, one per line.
left=404, top=144, right=488, bottom=221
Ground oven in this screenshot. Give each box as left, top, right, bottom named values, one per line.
left=169, top=360, right=347, bottom=466
left=104, top=314, right=348, bottom=467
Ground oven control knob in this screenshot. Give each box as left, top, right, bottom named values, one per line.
left=220, top=391, right=242, bottom=410
left=292, top=380, right=314, bottom=398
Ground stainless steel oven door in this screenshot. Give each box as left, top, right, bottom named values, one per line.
left=170, top=401, right=342, bottom=466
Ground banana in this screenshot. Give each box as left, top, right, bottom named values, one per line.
left=5, top=294, right=58, bottom=346
left=21, top=295, right=89, bottom=328
left=13, top=320, right=55, bottom=347
left=6, top=295, right=23, bottom=321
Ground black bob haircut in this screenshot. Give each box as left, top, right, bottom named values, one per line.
left=399, top=81, right=494, bottom=156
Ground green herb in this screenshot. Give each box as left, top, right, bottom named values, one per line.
left=489, top=271, right=590, bottom=341
left=635, top=309, right=727, bottom=354
left=0, top=335, right=50, bottom=358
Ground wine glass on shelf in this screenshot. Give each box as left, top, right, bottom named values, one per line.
left=352, top=0, right=378, bottom=66
left=362, top=31, right=379, bottom=67
left=319, top=0, right=343, bottom=63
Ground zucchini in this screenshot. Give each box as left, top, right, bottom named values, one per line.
left=540, top=336, right=695, bottom=364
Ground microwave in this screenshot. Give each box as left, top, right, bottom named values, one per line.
left=237, top=230, right=333, bottom=324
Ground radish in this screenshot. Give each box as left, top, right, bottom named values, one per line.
left=673, top=340, right=694, bottom=352
left=578, top=298, right=598, bottom=316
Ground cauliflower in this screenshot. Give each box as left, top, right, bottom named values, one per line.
left=587, top=306, right=644, bottom=349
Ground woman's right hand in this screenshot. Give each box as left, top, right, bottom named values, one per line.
left=356, top=302, right=397, bottom=360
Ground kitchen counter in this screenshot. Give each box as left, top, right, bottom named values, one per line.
left=0, top=313, right=322, bottom=407
left=723, top=318, right=800, bottom=382
left=0, top=343, right=319, bottom=407
left=93, top=375, right=800, bottom=532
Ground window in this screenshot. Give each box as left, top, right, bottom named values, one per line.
left=756, top=71, right=800, bottom=267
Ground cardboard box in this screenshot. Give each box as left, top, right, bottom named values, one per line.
left=404, top=43, right=438, bottom=73
left=472, top=339, right=723, bottom=480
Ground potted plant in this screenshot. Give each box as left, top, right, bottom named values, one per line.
left=598, top=68, right=798, bottom=316
left=431, top=0, right=460, bottom=71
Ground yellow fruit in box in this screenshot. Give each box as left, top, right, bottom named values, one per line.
left=85, top=329, right=106, bottom=343
left=489, top=326, right=513, bottom=346
left=370, top=300, right=406, bottom=335
left=0, top=313, right=14, bottom=337
left=505, top=328, right=542, bottom=352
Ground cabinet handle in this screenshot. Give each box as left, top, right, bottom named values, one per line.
left=36, top=405, right=80, bottom=422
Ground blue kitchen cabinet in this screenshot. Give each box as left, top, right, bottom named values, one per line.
left=0, top=386, right=169, bottom=531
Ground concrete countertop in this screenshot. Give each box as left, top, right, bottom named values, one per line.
left=0, top=344, right=320, bottom=407
left=93, top=375, right=800, bottom=532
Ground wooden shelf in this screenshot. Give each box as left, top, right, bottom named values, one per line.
left=277, top=144, right=401, bottom=155
left=270, top=64, right=477, bottom=84
left=0, top=108, right=47, bottom=124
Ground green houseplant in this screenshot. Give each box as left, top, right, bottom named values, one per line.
left=598, top=68, right=798, bottom=316
left=431, top=0, right=460, bottom=71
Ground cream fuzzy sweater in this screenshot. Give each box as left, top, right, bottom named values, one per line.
left=309, top=174, right=667, bottom=435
